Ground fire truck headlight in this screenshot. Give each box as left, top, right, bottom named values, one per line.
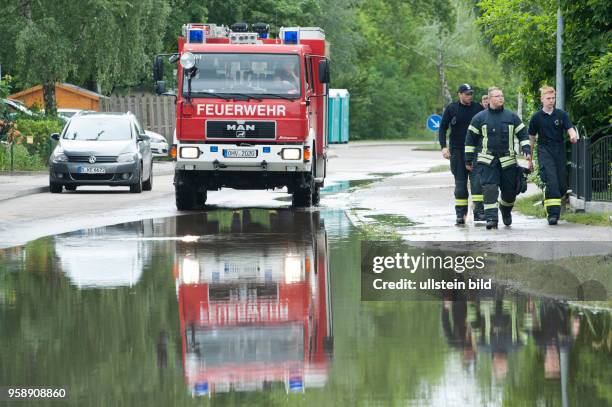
left=281, top=148, right=301, bottom=160
left=180, top=52, right=196, bottom=70
left=181, top=257, right=200, bottom=284
left=180, top=146, right=200, bottom=159
left=285, top=256, right=303, bottom=284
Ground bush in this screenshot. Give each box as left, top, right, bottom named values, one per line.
left=14, top=118, right=63, bottom=161
left=0, top=143, right=46, bottom=171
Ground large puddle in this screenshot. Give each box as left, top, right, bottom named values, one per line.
left=0, top=209, right=610, bottom=406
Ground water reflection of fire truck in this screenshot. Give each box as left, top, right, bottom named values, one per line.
left=174, top=210, right=332, bottom=396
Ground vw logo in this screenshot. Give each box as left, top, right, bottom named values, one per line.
left=88, top=155, right=97, bottom=164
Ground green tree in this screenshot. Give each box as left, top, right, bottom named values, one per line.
left=476, top=0, right=611, bottom=130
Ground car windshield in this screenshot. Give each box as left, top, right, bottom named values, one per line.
left=183, top=53, right=301, bottom=98
left=63, top=117, right=132, bottom=141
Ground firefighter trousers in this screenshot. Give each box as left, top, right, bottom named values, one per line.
left=450, top=149, right=484, bottom=217
left=538, top=143, right=567, bottom=218
left=479, top=157, right=518, bottom=222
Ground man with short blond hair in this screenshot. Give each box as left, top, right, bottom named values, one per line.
left=528, top=86, right=578, bottom=225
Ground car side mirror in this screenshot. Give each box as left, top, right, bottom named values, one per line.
left=50, top=133, right=60, bottom=141
left=137, top=134, right=150, bottom=142
left=318, top=59, right=330, bottom=84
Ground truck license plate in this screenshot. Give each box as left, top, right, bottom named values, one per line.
left=78, top=166, right=106, bottom=174
left=223, top=149, right=257, bottom=158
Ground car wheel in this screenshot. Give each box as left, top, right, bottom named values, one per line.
left=50, top=180, right=63, bottom=193
left=142, top=164, right=153, bottom=191
left=130, top=164, right=143, bottom=193
left=65, top=185, right=77, bottom=191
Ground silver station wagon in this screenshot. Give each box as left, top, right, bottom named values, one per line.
left=49, top=112, right=153, bottom=193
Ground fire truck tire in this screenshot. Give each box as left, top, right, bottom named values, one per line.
left=292, top=186, right=312, bottom=207
left=312, top=184, right=321, bottom=206
left=176, top=184, right=206, bottom=210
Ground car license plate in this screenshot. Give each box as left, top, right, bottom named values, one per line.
left=78, top=166, right=106, bottom=174
left=223, top=149, right=257, bottom=158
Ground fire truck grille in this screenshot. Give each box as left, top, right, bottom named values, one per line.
left=206, top=121, right=276, bottom=139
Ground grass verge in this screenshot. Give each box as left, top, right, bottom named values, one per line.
left=427, top=164, right=450, bottom=173
left=514, top=192, right=612, bottom=226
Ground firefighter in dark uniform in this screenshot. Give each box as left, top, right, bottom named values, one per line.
left=528, top=86, right=578, bottom=225
left=439, top=84, right=484, bottom=225
left=465, top=87, right=532, bottom=229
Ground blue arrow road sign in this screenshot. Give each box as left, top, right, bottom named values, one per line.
left=427, top=114, right=442, bottom=132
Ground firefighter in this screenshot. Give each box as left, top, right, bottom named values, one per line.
left=465, top=87, right=532, bottom=229
left=481, top=94, right=489, bottom=110
left=528, top=86, right=578, bottom=225
left=439, top=84, right=485, bottom=225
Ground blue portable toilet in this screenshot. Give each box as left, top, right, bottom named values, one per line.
left=337, top=89, right=350, bottom=143
left=327, top=89, right=341, bottom=144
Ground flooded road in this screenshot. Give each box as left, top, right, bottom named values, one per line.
left=1, top=209, right=610, bottom=406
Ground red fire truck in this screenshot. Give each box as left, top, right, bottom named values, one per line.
left=154, top=23, right=330, bottom=209
left=173, top=210, right=333, bottom=396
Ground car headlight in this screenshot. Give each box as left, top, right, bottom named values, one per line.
left=52, top=148, right=68, bottom=162
left=117, top=152, right=136, bottom=163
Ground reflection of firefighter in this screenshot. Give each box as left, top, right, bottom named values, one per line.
left=441, top=298, right=478, bottom=368
left=531, top=301, right=578, bottom=381
left=528, top=86, right=578, bottom=225
left=439, top=84, right=485, bottom=224
left=465, top=87, right=532, bottom=229
left=174, top=210, right=332, bottom=396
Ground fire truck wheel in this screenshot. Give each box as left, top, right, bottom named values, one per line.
left=176, top=184, right=206, bottom=210
left=292, top=186, right=312, bottom=207
left=312, top=184, right=321, bottom=206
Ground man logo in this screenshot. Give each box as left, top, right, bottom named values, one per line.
left=226, top=124, right=255, bottom=132
left=88, top=155, right=97, bottom=164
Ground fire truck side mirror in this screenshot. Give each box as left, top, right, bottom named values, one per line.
left=155, top=81, right=166, bottom=95
left=318, top=59, right=330, bottom=84
left=153, top=56, right=164, bottom=82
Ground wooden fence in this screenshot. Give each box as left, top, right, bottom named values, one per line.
left=100, top=95, right=175, bottom=140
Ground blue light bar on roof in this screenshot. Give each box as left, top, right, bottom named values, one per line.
left=194, top=382, right=209, bottom=396
left=189, top=29, right=204, bottom=43
left=283, top=30, right=298, bottom=44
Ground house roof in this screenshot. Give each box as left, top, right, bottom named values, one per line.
left=9, top=83, right=107, bottom=101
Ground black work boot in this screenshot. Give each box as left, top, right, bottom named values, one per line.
left=456, top=214, right=466, bottom=225
left=486, top=220, right=498, bottom=230
left=473, top=211, right=486, bottom=222
left=473, top=203, right=486, bottom=222
left=501, top=210, right=512, bottom=226
left=547, top=216, right=558, bottom=225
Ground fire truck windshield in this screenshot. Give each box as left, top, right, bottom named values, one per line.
left=183, top=53, right=302, bottom=99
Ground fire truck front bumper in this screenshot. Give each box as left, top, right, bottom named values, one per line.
left=175, top=143, right=313, bottom=173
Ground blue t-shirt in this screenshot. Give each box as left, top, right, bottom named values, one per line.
left=528, top=108, right=573, bottom=145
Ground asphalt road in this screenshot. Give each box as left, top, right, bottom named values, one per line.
left=0, top=141, right=610, bottom=248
